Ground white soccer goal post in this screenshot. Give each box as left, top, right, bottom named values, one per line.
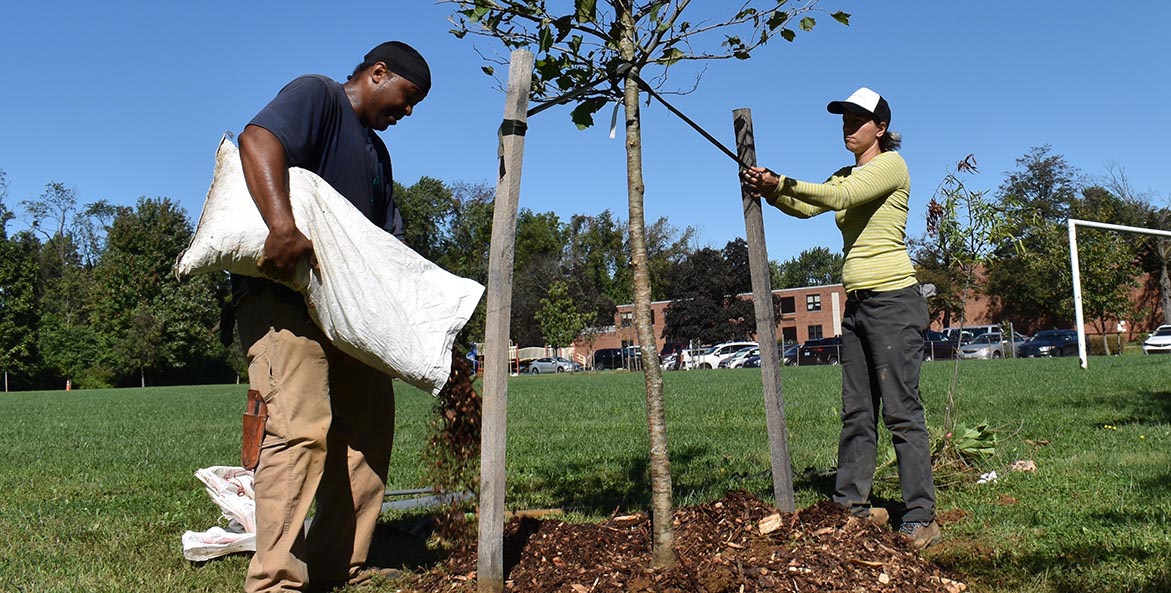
left=1068, top=218, right=1171, bottom=368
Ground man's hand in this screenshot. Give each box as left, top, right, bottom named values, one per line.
left=740, top=166, right=780, bottom=199
left=257, top=225, right=317, bottom=285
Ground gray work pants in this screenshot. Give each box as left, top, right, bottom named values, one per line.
left=833, top=284, right=936, bottom=524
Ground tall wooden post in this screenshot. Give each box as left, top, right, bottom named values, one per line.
left=732, top=108, right=795, bottom=512
left=478, top=50, right=534, bottom=593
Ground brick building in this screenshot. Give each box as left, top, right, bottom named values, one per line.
left=575, top=284, right=847, bottom=358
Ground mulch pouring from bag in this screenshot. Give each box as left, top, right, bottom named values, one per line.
left=399, top=490, right=967, bottom=592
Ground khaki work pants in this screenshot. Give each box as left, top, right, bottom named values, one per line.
left=236, top=287, right=395, bottom=593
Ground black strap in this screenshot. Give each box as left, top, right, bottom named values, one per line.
left=520, top=63, right=756, bottom=171
left=500, top=119, right=528, bottom=137
left=498, top=118, right=530, bottom=158
left=631, top=73, right=754, bottom=170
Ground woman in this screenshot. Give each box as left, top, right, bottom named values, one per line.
left=741, top=87, right=941, bottom=549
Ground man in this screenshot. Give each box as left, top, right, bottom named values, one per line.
left=233, top=41, right=429, bottom=593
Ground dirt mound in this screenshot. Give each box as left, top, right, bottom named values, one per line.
left=400, top=491, right=966, bottom=592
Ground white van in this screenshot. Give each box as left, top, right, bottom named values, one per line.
left=692, top=341, right=758, bottom=369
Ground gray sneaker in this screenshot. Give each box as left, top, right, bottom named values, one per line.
left=898, top=520, right=942, bottom=550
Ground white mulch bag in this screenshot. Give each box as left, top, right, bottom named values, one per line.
left=182, top=466, right=256, bottom=561
left=174, top=137, right=484, bottom=395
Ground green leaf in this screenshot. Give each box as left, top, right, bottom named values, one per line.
left=766, top=11, right=788, bottom=30
left=471, top=6, right=490, bottom=22
left=800, top=16, right=816, bottom=32
left=553, top=15, right=573, bottom=42
left=450, top=28, right=468, bottom=39
left=832, top=11, right=851, bottom=26
left=780, top=28, right=795, bottom=42
left=481, top=65, right=495, bottom=76
left=570, top=98, right=607, bottom=131
left=538, top=25, right=554, bottom=52
left=575, top=0, right=597, bottom=24
left=660, top=47, right=685, bottom=66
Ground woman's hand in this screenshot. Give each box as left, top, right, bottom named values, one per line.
left=740, top=166, right=780, bottom=199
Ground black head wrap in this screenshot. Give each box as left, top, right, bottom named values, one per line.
left=364, top=41, right=431, bottom=95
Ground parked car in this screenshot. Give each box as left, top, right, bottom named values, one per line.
left=659, top=342, right=688, bottom=365
left=1017, top=329, right=1079, bottom=358
left=524, top=356, right=576, bottom=374
left=957, top=332, right=1030, bottom=360
left=782, top=344, right=800, bottom=366
left=797, top=337, right=843, bottom=365
left=1142, top=325, right=1171, bottom=354
left=742, top=345, right=787, bottom=369
left=692, top=341, right=758, bottom=369
left=922, top=330, right=958, bottom=361
left=718, top=346, right=759, bottom=369
left=592, top=348, right=629, bottom=370
left=943, top=324, right=1000, bottom=345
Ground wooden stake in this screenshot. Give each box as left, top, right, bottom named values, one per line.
left=732, top=108, right=796, bottom=512
left=478, top=49, right=534, bottom=593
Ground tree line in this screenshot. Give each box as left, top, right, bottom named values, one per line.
left=0, top=146, right=1166, bottom=390
left=914, top=146, right=1170, bottom=336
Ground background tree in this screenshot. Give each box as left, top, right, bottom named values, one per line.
left=564, top=210, right=627, bottom=325
left=395, top=176, right=459, bottom=262
left=662, top=240, right=757, bottom=345
left=510, top=209, right=568, bottom=346
left=1071, top=186, right=1143, bottom=347
left=772, top=246, right=843, bottom=289
left=645, top=216, right=695, bottom=301
left=722, top=237, right=752, bottom=295
left=535, top=279, right=593, bottom=348
left=449, top=2, right=846, bottom=565
left=985, top=146, right=1083, bottom=331
left=0, top=173, right=41, bottom=390
left=440, top=181, right=497, bottom=348
left=1105, top=166, right=1171, bottom=328
left=91, top=198, right=226, bottom=386
left=22, top=182, right=101, bottom=387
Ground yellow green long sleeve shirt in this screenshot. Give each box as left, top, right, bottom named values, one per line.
left=767, top=151, right=917, bottom=293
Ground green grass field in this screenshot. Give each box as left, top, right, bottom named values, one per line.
left=0, top=355, right=1168, bottom=592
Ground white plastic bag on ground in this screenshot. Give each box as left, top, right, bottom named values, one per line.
left=182, top=466, right=257, bottom=561
left=174, top=137, right=484, bottom=395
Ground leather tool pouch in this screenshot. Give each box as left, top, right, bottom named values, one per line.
left=242, top=389, right=268, bottom=471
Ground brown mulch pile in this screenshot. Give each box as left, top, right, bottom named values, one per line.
left=399, top=491, right=966, bottom=592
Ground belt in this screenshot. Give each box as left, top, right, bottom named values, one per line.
left=846, top=289, right=878, bottom=303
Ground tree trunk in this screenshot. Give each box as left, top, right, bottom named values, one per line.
left=140, top=367, right=146, bottom=388
left=619, top=7, right=675, bottom=570
left=1159, top=239, right=1171, bottom=325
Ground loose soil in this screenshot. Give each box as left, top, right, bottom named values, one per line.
left=398, top=490, right=966, bottom=592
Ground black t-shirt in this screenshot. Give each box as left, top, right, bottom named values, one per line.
left=231, top=75, right=402, bottom=305
left=248, top=74, right=402, bottom=237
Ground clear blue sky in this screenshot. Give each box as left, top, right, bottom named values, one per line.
left=1, top=1, right=1168, bottom=264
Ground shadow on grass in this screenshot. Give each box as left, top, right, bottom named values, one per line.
left=931, top=537, right=1171, bottom=592
left=1111, top=388, right=1171, bottom=425
left=527, top=445, right=712, bottom=515
left=365, top=514, right=447, bottom=571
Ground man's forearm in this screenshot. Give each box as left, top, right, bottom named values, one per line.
left=239, top=124, right=295, bottom=233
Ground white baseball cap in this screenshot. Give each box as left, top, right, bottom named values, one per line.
left=827, top=87, right=891, bottom=124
